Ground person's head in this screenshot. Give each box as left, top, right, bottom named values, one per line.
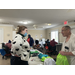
left=16, top=25, right=28, bottom=37
left=53, top=39, right=55, bottom=41
left=35, top=40, right=39, bottom=45
left=28, top=34, right=31, bottom=38
left=61, top=26, right=71, bottom=37
left=8, top=40, right=11, bottom=43
left=47, top=39, right=49, bottom=42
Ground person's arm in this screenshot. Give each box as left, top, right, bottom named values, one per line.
left=59, top=51, right=74, bottom=56
left=37, top=44, right=40, bottom=49
left=59, top=39, right=75, bottom=56
left=11, top=35, right=23, bottom=55
left=32, top=38, right=34, bottom=46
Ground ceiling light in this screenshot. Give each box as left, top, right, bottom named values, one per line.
left=48, top=24, right=51, bottom=25
left=23, top=22, right=28, bottom=24
left=18, top=21, right=28, bottom=24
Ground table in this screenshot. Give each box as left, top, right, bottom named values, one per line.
left=28, top=49, right=44, bottom=65
left=28, top=56, right=44, bottom=65
left=28, top=49, right=56, bottom=65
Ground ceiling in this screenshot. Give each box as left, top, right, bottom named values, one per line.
left=0, top=9, right=75, bottom=30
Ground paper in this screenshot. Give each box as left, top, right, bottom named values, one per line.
left=41, top=34, right=42, bottom=37
left=30, top=49, right=35, bottom=52
left=36, top=35, right=37, bottom=37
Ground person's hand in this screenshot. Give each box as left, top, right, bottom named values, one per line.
left=59, top=51, right=66, bottom=55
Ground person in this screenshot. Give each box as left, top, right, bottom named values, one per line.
left=5, top=40, right=11, bottom=50
left=50, top=39, right=58, bottom=47
left=59, top=26, right=75, bottom=65
left=33, top=40, right=40, bottom=49
left=49, top=39, right=58, bottom=55
left=4, top=40, right=11, bottom=59
left=45, top=41, right=49, bottom=50
left=10, top=25, right=30, bottom=65
left=45, top=39, right=50, bottom=50
left=1, top=40, right=11, bottom=60
left=33, top=40, right=43, bottom=52
left=27, top=34, right=34, bottom=48
left=46, top=39, right=50, bottom=43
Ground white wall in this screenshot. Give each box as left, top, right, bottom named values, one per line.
left=0, top=24, right=13, bottom=43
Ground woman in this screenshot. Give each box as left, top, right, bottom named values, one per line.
left=10, top=25, right=30, bottom=65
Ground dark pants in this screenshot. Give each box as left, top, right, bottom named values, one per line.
left=10, top=56, right=28, bottom=65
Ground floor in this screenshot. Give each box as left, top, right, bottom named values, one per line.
left=0, top=54, right=10, bottom=65
left=0, top=48, right=57, bottom=65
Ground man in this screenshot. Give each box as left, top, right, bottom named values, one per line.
left=27, top=34, right=34, bottom=48
left=50, top=39, right=58, bottom=47
left=49, top=39, right=58, bottom=55
left=59, top=26, right=75, bottom=65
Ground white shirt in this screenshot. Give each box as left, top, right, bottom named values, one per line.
left=61, top=33, right=75, bottom=65
left=11, top=34, right=30, bottom=61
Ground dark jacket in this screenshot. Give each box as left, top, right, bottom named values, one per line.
left=27, top=34, right=34, bottom=46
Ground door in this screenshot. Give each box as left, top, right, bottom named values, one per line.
left=0, top=28, right=3, bottom=49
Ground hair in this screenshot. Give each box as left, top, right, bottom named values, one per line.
left=28, top=34, right=31, bottom=38
left=62, top=26, right=71, bottom=31
left=35, top=40, right=39, bottom=45
left=16, top=25, right=27, bottom=34
left=8, top=40, right=11, bottom=43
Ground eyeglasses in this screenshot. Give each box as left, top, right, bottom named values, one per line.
left=61, top=29, right=67, bottom=32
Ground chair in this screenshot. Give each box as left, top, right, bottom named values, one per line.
left=48, top=45, right=58, bottom=55
left=2, top=43, right=5, bottom=49
left=44, top=42, right=57, bottom=55
left=1, top=43, right=11, bottom=59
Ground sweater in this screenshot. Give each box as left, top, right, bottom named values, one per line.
left=11, top=33, right=30, bottom=61
left=61, top=33, right=75, bottom=65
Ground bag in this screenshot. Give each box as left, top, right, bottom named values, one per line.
left=56, top=53, right=69, bottom=65
left=38, top=53, right=48, bottom=59
left=44, top=58, right=56, bottom=65
left=32, top=53, right=39, bottom=57
left=41, top=56, right=52, bottom=62
left=30, top=51, right=39, bottom=54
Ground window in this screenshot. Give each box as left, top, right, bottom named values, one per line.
left=51, top=30, right=58, bottom=42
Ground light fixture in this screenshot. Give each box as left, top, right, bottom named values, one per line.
left=19, top=21, right=28, bottom=24
left=48, top=24, right=51, bottom=25
left=23, top=22, right=28, bottom=24
left=33, top=25, right=37, bottom=29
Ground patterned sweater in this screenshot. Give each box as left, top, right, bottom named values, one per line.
left=11, top=33, right=30, bottom=61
